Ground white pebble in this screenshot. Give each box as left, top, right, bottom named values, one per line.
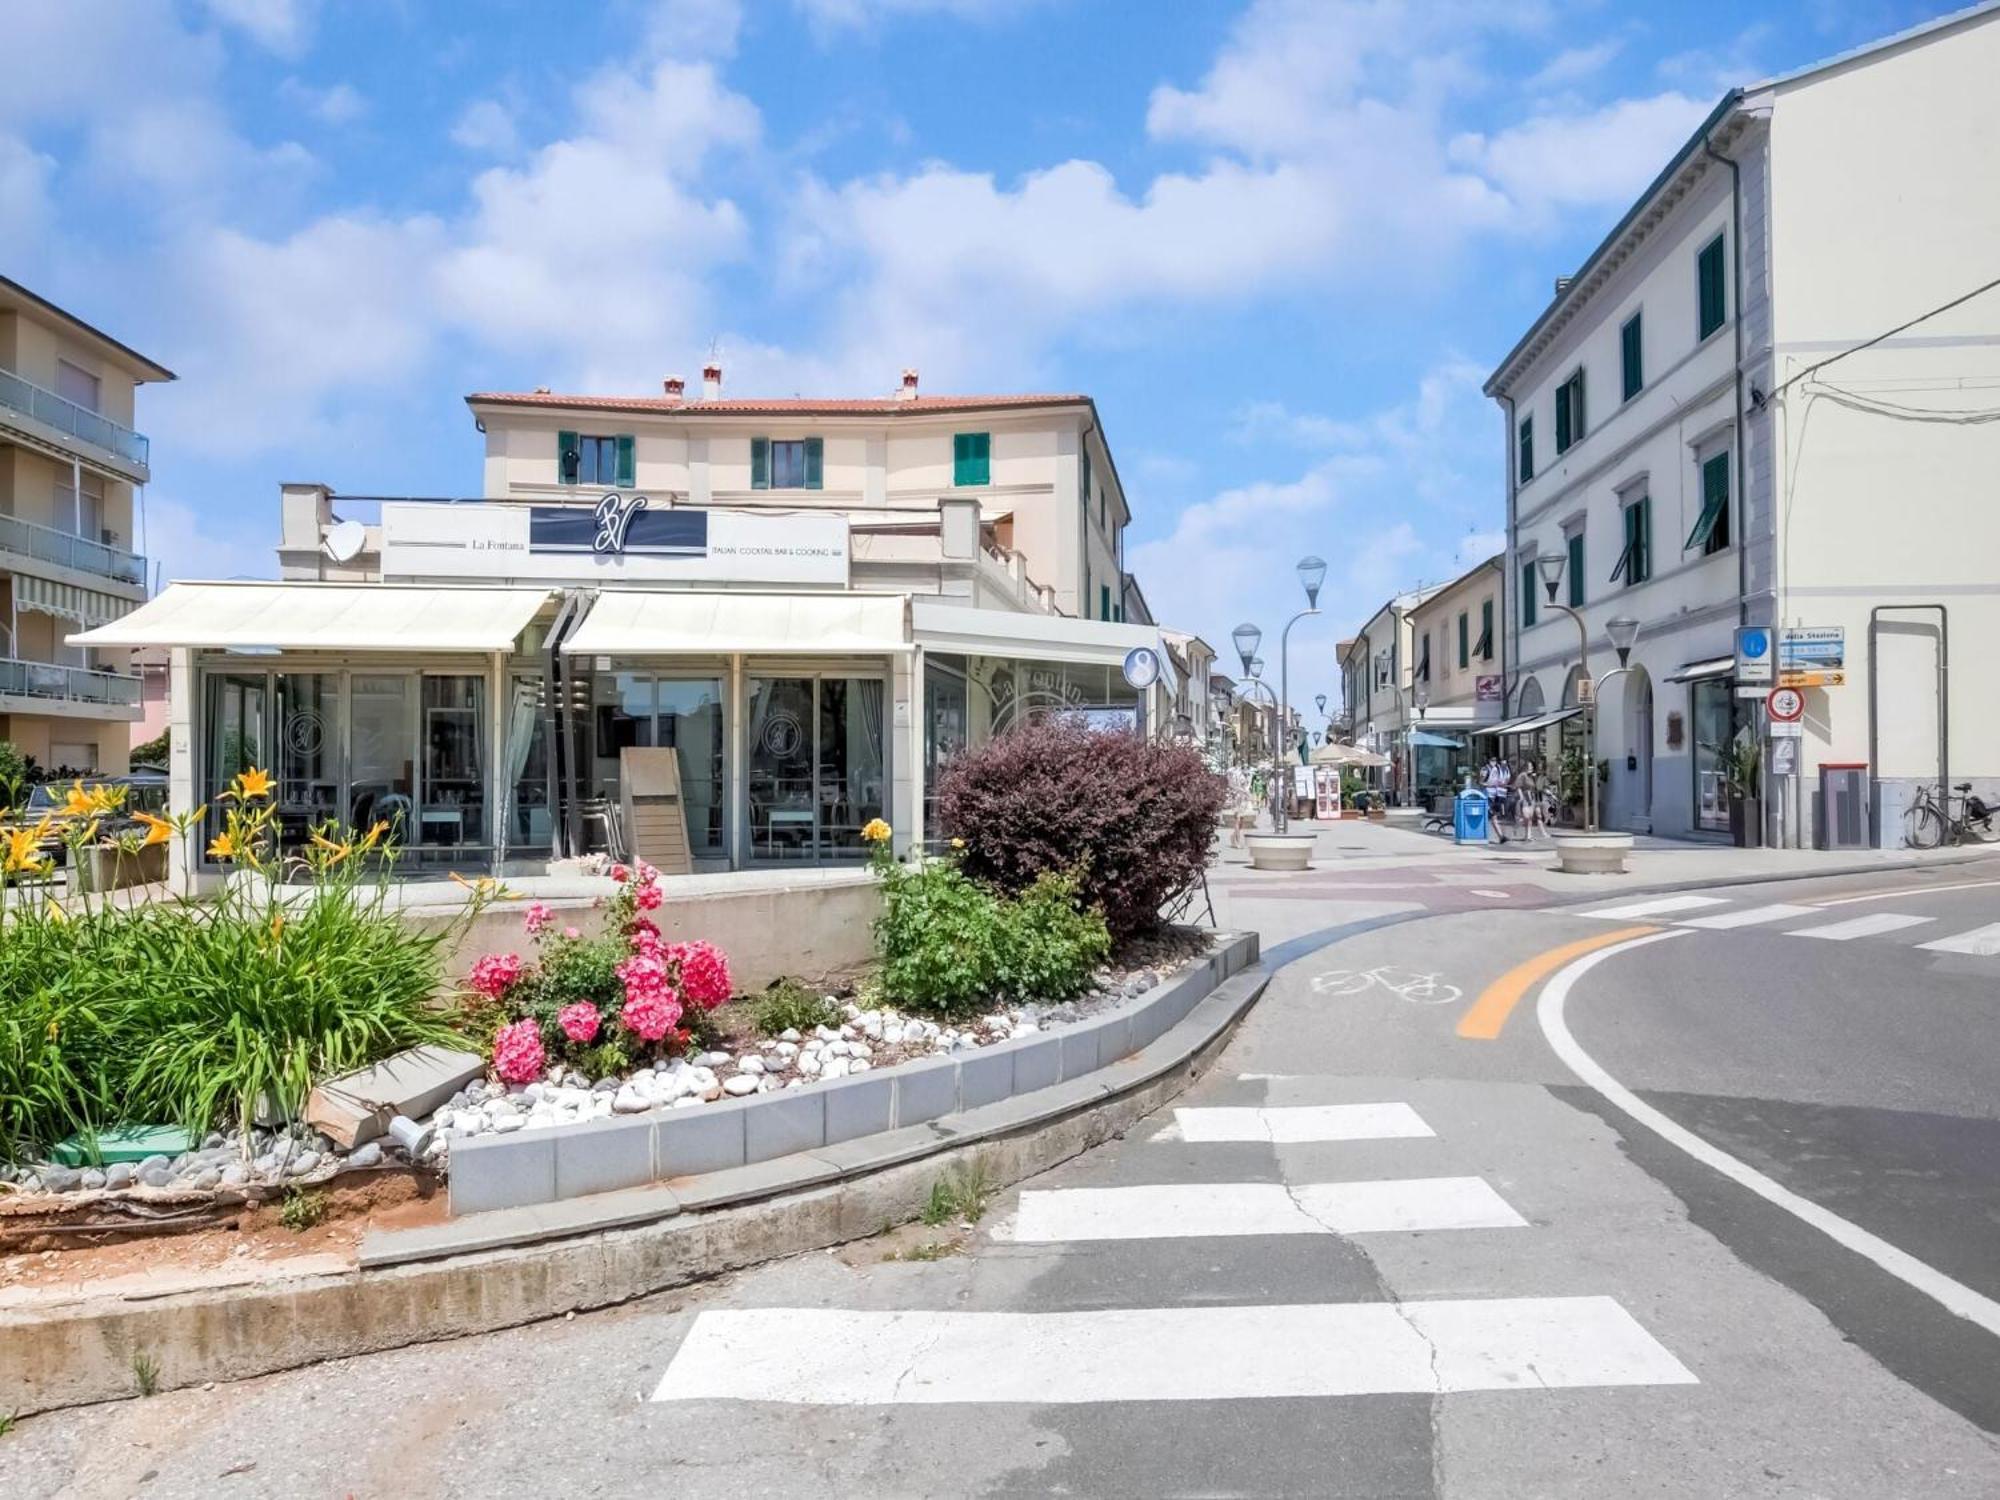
left=723, top=1076, right=759, bottom=1097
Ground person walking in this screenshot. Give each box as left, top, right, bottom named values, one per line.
left=1227, top=764, right=1256, bottom=849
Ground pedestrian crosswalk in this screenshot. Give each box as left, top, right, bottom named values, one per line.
left=1576, top=892, right=1998, bottom=956
left=652, top=1083, right=1696, bottom=1410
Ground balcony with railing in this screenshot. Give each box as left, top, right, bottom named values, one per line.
left=0, top=658, right=141, bottom=710
left=0, top=366, right=150, bottom=475
left=0, top=509, right=146, bottom=587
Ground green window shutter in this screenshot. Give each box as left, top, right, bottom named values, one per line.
left=1553, top=387, right=1570, bottom=453
left=1521, top=562, right=1537, bottom=627
left=1687, top=453, right=1732, bottom=553
left=953, top=432, right=990, bottom=486
left=1621, top=314, right=1643, bottom=400
left=1635, top=497, right=1651, bottom=581
left=1081, top=451, right=1092, bottom=509
left=1518, top=417, right=1533, bottom=482
left=751, top=436, right=770, bottom=490
left=615, top=434, right=635, bottom=488
left=1100, top=583, right=1110, bottom=620
left=1480, top=599, right=1494, bottom=659
left=1698, top=236, right=1726, bottom=339
left=1457, top=613, right=1468, bottom=669
left=557, top=430, right=579, bottom=486
left=803, top=437, right=824, bottom=490
left=1567, top=532, right=1584, bottom=607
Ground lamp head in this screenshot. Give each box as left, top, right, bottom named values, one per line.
left=1231, top=621, right=1262, bottom=675
left=1536, top=551, right=1566, bottom=604
left=1249, top=657, right=1265, bottom=681
left=1296, top=555, right=1327, bottom=609
left=1606, top=614, right=1641, bottom=667
left=1315, top=693, right=1327, bottom=715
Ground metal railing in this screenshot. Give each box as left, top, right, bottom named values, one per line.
left=0, top=367, right=150, bottom=469
left=0, top=658, right=141, bottom=707
left=0, top=509, right=145, bottom=585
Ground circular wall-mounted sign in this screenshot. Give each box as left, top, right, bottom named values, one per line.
left=1122, top=646, right=1160, bottom=690
left=1767, top=686, right=1805, bottom=722
left=760, top=712, right=803, bottom=758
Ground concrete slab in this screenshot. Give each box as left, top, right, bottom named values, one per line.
left=1094, top=1014, right=1136, bottom=1069
left=363, top=1183, right=686, bottom=1268
left=307, top=1044, right=486, bottom=1149
left=957, top=1046, right=1014, bottom=1109
left=672, top=1152, right=843, bottom=1213
left=821, top=1073, right=894, bottom=1144
left=1058, top=1025, right=1100, bottom=1083
left=449, top=1131, right=555, bottom=1216
left=745, top=1088, right=825, bottom=1162
left=655, top=1098, right=750, bottom=1178
left=1010, top=1034, right=1063, bottom=1093
left=809, top=1123, right=940, bottom=1176
left=893, top=1056, right=959, bottom=1127
left=554, top=1117, right=656, bottom=1201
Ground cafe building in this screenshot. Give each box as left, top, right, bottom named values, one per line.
left=73, top=371, right=1177, bottom=886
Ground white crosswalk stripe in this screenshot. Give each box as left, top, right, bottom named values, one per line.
left=1678, top=902, right=1821, bottom=929
left=651, top=1297, right=1697, bottom=1404
left=1786, top=912, right=1936, bottom=941
left=1917, top=922, right=2000, bottom=956
left=1175, top=1103, right=1434, bottom=1142
left=1005, top=1177, right=1529, bottom=1241
left=1577, top=894, right=1730, bottom=921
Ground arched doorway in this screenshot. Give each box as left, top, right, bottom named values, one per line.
left=1607, top=667, right=1654, bottom=832
left=1515, top=676, right=1545, bottom=715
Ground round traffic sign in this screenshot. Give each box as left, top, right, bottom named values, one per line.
left=1767, top=686, right=1805, bottom=722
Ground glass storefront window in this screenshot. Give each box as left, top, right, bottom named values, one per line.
left=589, top=671, right=725, bottom=856
left=1692, top=678, right=1736, bottom=833
left=420, top=676, right=485, bottom=855
left=501, top=676, right=550, bottom=857
left=276, top=673, right=341, bottom=848
left=349, top=674, right=413, bottom=840
left=746, top=675, right=885, bottom=861
left=924, top=659, right=968, bottom=843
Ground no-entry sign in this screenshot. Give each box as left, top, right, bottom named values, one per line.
left=1767, top=686, right=1805, bottom=722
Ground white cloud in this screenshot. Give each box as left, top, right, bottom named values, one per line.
left=790, top=0, right=1045, bottom=35
left=0, top=135, right=55, bottom=260
left=1527, top=38, right=1624, bottom=92
left=1448, top=91, right=1714, bottom=215
left=279, top=78, right=366, bottom=127
left=141, top=493, right=278, bottom=584
left=451, top=99, right=520, bottom=155
left=201, top=0, right=318, bottom=57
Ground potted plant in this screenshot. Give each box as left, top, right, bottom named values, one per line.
left=1723, top=733, right=1763, bottom=848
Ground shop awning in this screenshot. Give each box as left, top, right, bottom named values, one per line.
left=1309, top=741, right=1390, bottom=767
left=563, top=591, right=911, bottom=656
left=1667, top=656, right=1734, bottom=684
left=1409, top=729, right=1464, bottom=748
left=912, top=598, right=1173, bottom=679
left=17, top=574, right=134, bottom=628
left=67, top=581, right=552, bottom=652
left=1503, top=706, right=1585, bottom=735
left=1482, top=712, right=1544, bottom=736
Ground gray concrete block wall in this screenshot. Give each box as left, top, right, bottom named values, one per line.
left=446, top=932, right=1255, bottom=1217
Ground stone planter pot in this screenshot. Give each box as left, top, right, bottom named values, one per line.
left=77, top=842, right=168, bottom=893
left=1383, top=807, right=1424, bottom=829
left=1551, top=830, right=1634, bottom=875
left=1244, top=833, right=1317, bottom=871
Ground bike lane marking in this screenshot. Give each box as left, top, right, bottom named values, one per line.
left=1454, top=925, right=1658, bottom=1040
left=1538, top=928, right=2000, bottom=1341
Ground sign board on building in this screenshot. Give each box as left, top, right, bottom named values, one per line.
left=380, top=498, right=850, bottom=586
left=1574, top=677, right=1595, bottom=706
left=1770, top=738, right=1798, bottom=776
left=1475, top=674, right=1502, bottom=702
left=1768, top=719, right=1803, bottom=738
left=1734, top=626, right=1774, bottom=686
left=1779, top=626, right=1845, bottom=687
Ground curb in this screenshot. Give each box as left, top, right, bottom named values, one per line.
left=0, top=950, right=1269, bottom=1416
left=1531, top=846, right=2000, bottom=911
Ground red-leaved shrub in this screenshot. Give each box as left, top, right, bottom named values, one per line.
left=936, top=720, right=1225, bottom=940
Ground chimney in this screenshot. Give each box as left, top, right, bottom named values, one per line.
left=896, top=368, right=919, bottom=401
left=701, top=362, right=722, bottom=401
left=1553, top=276, right=1574, bottom=297
left=662, top=375, right=685, bottom=404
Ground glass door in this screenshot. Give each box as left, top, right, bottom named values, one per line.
left=819, top=677, right=885, bottom=858
left=747, top=677, right=816, bottom=859
left=1692, top=678, right=1733, bottom=833
left=656, top=678, right=725, bottom=856
left=276, top=672, right=341, bottom=849
left=349, top=675, right=414, bottom=842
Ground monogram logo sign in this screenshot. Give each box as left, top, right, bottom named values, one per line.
left=592, top=491, right=649, bottom=554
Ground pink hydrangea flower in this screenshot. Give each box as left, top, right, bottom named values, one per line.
left=468, top=951, right=525, bottom=999
left=634, top=880, right=664, bottom=912
left=667, top=940, right=733, bottom=1010
left=523, top=902, right=553, bottom=936
left=620, top=986, right=683, bottom=1042
left=557, top=1001, right=601, bottom=1045
left=610, top=864, right=630, bottom=884
left=491, top=1018, right=545, bottom=1084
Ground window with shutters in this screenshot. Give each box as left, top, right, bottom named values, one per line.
left=1457, top=611, right=1469, bottom=671
left=1686, top=450, right=1731, bottom=555
left=1611, top=494, right=1651, bottom=586
left=1100, top=583, right=1111, bottom=621
left=751, top=437, right=823, bottom=490
left=1564, top=529, right=1585, bottom=607
left=559, top=432, right=634, bottom=488
left=1554, top=369, right=1585, bottom=454
left=1418, top=632, right=1431, bottom=682
left=1478, top=599, right=1494, bottom=660
left=1521, top=560, right=1537, bottom=627
left=954, top=431, right=991, bottom=486
left=1697, top=234, right=1727, bottom=340
left=1518, top=416, right=1534, bottom=483
left=1620, top=312, right=1643, bottom=401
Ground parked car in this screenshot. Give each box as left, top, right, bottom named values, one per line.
left=2, top=771, right=171, bottom=868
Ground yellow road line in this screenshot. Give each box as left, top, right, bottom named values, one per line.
left=1456, top=926, right=1658, bottom=1041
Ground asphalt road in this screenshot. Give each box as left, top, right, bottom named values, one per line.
left=11, top=861, right=2000, bottom=1497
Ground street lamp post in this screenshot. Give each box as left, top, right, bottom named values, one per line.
left=1277, top=556, right=1327, bottom=834
left=1232, top=624, right=1281, bottom=827
left=1535, top=552, right=1644, bottom=834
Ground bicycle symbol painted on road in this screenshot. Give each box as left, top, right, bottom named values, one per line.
left=1310, top=966, right=1463, bottom=1006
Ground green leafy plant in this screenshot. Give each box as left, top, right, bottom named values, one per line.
left=752, top=981, right=841, bottom=1037
left=572, top=1039, right=632, bottom=1080
left=993, top=871, right=1110, bottom=999
left=922, top=1158, right=992, bottom=1226
left=129, top=729, right=170, bottom=771
left=131, top=1351, right=160, bottom=1398
left=279, top=1187, right=328, bottom=1232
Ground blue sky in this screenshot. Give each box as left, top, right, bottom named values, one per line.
left=0, top=0, right=1957, bottom=714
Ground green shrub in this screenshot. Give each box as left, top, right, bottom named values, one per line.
left=994, top=871, right=1110, bottom=999
left=752, top=980, right=841, bottom=1037
left=280, top=1187, right=328, bottom=1232
left=572, top=1039, right=632, bottom=1079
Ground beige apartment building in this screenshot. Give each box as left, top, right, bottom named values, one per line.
left=1, top=277, right=169, bottom=775
left=1405, top=556, right=1506, bottom=794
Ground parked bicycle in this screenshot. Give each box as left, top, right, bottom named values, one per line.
left=1906, top=781, right=1999, bottom=849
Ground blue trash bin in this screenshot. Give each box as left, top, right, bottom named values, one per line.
left=1454, top=788, right=1490, bottom=845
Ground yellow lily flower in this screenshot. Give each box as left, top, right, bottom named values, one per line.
left=359, top=819, right=391, bottom=852
left=231, top=767, right=275, bottom=801
left=861, top=817, right=892, bottom=844
left=310, top=831, right=353, bottom=864
left=4, top=824, right=49, bottom=873
left=45, top=899, right=67, bottom=923
left=62, top=781, right=98, bottom=816
left=209, top=830, right=239, bottom=861
left=134, top=811, right=174, bottom=848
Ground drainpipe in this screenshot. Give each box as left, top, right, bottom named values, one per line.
left=1499, top=393, right=1518, bottom=714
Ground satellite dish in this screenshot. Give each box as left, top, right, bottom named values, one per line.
left=324, top=518, right=367, bottom=563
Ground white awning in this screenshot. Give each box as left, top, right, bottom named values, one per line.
left=912, top=598, right=1168, bottom=671
left=1502, top=706, right=1585, bottom=735
left=1667, top=656, right=1735, bottom=683
left=67, top=582, right=553, bottom=652
left=562, top=591, right=911, bottom=656
left=17, top=574, right=134, bottom=627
